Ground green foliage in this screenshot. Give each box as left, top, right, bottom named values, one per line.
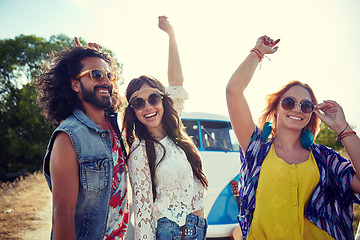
left=0, top=34, right=123, bottom=181
left=0, top=84, right=55, bottom=178
left=315, top=122, right=344, bottom=151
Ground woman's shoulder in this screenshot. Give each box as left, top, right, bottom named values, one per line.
left=311, top=143, right=339, bottom=156
left=247, top=125, right=269, bottom=148
left=129, top=139, right=145, bottom=155
left=129, top=138, right=166, bottom=156
left=311, top=143, right=351, bottom=166
left=166, top=86, right=189, bottom=101
left=128, top=140, right=149, bottom=167
left=166, top=86, right=188, bottom=116
left=159, top=135, right=172, bottom=144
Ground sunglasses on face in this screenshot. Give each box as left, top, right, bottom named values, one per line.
left=130, top=92, right=163, bottom=110
left=280, top=96, right=314, bottom=114
left=75, top=69, right=117, bottom=84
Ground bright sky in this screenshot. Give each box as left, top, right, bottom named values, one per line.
left=1, top=0, right=360, bottom=130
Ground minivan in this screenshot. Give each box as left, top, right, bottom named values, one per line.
left=181, top=112, right=241, bottom=238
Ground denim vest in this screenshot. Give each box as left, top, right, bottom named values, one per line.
left=43, top=109, right=126, bottom=240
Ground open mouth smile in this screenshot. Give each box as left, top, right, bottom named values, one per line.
left=144, top=112, right=157, bottom=119
left=287, top=115, right=303, bottom=121
left=95, top=85, right=112, bottom=96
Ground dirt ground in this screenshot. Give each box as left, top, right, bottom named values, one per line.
left=0, top=171, right=51, bottom=240
left=0, top=171, right=135, bottom=240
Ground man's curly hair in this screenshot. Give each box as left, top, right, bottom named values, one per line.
left=35, top=47, right=122, bottom=125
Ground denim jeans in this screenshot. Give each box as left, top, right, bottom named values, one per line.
left=156, top=214, right=208, bottom=240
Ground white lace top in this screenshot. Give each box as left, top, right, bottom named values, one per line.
left=128, top=86, right=205, bottom=240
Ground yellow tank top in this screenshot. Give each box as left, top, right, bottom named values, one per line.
left=247, top=145, right=334, bottom=240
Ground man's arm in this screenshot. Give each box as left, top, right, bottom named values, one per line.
left=50, top=132, right=79, bottom=240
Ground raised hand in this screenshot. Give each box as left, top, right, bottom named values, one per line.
left=314, top=100, right=348, bottom=134
left=158, top=16, right=174, bottom=36
left=254, top=35, right=280, bottom=55
left=74, top=37, right=102, bottom=50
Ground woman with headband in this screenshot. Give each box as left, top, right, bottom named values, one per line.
left=122, top=16, right=208, bottom=240
left=226, top=35, right=360, bottom=239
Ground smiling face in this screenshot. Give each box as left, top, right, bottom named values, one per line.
left=72, top=57, right=113, bottom=110
left=132, top=84, right=165, bottom=138
left=275, top=85, right=313, bottom=132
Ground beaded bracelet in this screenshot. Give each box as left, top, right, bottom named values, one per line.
left=336, top=131, right=356, bottom=141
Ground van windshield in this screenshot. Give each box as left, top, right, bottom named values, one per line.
left=182, top=120, right=239, bottom=152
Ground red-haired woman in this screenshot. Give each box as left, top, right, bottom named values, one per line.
left=226, top=35, right=360, bottom=239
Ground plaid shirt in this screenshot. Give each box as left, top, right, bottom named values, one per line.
left=238, top=127, right=360, bottom=240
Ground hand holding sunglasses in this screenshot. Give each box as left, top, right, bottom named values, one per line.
left=130, top=92, right=163, bottom=110
left=313, top=100, right=348, bottom=133
left=75, top=69, right=117, bottom=84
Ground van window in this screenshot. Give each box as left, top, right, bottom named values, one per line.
left=182, top=120, right=200, bottom=148
left=200, top=121, right=239, bottom=152
left=229, top=128, right=240, bottom=152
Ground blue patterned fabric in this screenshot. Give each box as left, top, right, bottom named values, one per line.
left=238, top=126, right=360, bottom=240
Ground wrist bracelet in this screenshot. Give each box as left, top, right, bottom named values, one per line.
left=250, top=48, right=264, bottom=62
left=337, top=122, right=349, bottom=136
left=336, top=130, right=356, bottom=141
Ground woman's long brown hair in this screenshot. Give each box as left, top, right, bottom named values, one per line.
left=123, top=75, right=208, bottom=201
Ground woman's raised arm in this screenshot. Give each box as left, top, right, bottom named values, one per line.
left=158, top=16, right=184, bottom=87
left=226, top=36, right=279, bottom=151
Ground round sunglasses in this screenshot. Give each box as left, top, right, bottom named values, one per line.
left=130, top=92, right=163, bottom=110
left=75, top=69, right=117, bottom=84
left=280, top=96, right=314, bottom=114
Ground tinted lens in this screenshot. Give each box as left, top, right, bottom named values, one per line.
left=131, top=98, right=145, bottom=110
left=281, top=97, right=295, bottom=110
left=131, top=93, right=162, bottom=110
left=107, top=72, right=117, bottom=82
left=301, top=100, right=314, bottom=114
left=148, top=93, right=162, bottom=106
left=91, top=70, right=104, bottom=82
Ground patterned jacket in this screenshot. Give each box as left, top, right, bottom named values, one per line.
left=238, top=126, right=360, bottom=240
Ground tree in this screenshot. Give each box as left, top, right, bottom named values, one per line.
left=0, top=34, right=123, bottom=181
left=0, top=83, right=54, bottom=179
left=315, top=122, right=344, bottom=151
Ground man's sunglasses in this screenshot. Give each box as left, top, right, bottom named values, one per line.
left=75, top=69, right=117, bottom=84
left=130, top=92, right=163, bottom=110
left=280, top=96, right=314, bottom=114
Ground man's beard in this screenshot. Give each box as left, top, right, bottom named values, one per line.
left=80, top=82, right=112, bottom=109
